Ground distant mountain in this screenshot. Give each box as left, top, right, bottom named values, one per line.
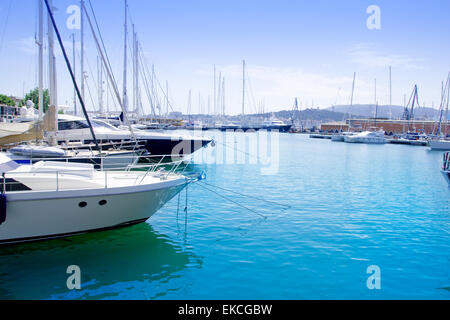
left=226, top=109, right=364, bottom=122
left=328, top=104, right=441, bottom=120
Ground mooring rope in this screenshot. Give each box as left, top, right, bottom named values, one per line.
left=197, top=182, right=267, bottom=219
left=199, top=181, right=291, bottom=209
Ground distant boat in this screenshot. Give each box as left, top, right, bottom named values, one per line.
left=261, top=119, right=292, bottom=133
left=344, top=131, right=386, bottom=144
left=331, top=132, right=355, bottom=142
left=429, top=139, right=450, bottom=151
left=56, top=115, right=212, bottom=157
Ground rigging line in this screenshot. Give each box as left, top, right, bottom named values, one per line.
left=216, top=140, right=266, bottom=163
left=86, top=0, right=117, bottom=97
left=137, top=42, right=160, bottom=113
left=199, top=181, right=291, bottom=209
left=138, top=49, right=157, bottom=117
left=44, top=0, right=101, bottom=152
left=87, top=0, right=117, bottom=86
left=246, top=73, right=258, bottom=115
left=76, top=48, right=98, bottom=111
left=0, top=0, right=13, bottom=57
left=197, top=183, right=267, bottom=219
left=139, top=49, right=175, bottom=114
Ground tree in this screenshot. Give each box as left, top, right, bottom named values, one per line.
left=23, top=88, right=50, bottom=112
left=0, top=94, right=16, bottom=106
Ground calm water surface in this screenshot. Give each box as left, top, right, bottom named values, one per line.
left=1, top=133, right=449, bottom=300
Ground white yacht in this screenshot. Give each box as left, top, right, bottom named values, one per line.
left=261, top=119, right=292, bottom=133
left=331, top=132, right=355, bottom=142
left=0, top=153, right=192, bottom=245
left=6, top=144, right=142, bottom=170
left=429, top=139, right=450, bottom=151
left=56, top=115, right=212, bottom=158
left=344, top=131, right=386, bottom=144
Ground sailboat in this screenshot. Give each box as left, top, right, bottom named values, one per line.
left=331, top=72, right=357, bottom=142
left=64, top=0, right=213, bottom=157
left=429, top=73, right=450, bottom=150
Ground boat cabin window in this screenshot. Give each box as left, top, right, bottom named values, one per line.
left=4, top=178, right=32, bottom=192
left=58, top=120, right=90, bottom=131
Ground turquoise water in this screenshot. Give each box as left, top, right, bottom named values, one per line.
left=1, top=133, right=449, bottom=300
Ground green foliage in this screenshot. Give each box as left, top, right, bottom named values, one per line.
left=0, top=94, right=16, bottom=106
left=22, top=88, right=50, bottom=112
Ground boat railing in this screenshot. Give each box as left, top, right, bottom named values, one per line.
left=12, top=153, right=189, bottom=170
left=2, top=155, right=193, bottom=193
left=443, top=152, right=450, bottom=171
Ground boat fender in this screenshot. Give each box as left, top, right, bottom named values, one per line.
left=0, top=193, right=6, bottom=225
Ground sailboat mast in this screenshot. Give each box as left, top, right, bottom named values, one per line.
left=213, top=65, right=216, bottom=116
left=73, top=33, right=77, bottom=115
left=166, top=80, right=169, bottom=118
left=38, top=0, right=44, bottom=119
left=98, top=55, right=103, bottom=114
left=242, top=60, right=246, bottom=117
left=47, top=0, right=56, bottom=109
left=133, top=26, right=140, bottom=116
left=389, top=66, right=393, bottom=119
left=123, top=0, right=128, bottom=113
left=389, top=66, right=392, bottom=106
left=80, top=0, right=85, bottom=109
left=222, top=78, right=225, bottom=116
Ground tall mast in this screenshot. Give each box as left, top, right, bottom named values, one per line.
left=242, top=60, right=246, bottom=117
left=350, top=72, right=356, bottom=107
left=133, top=25, right=139, bottom=115
left=222, top=77, right=225, bottom=116
left=346, top=72, right=356, bottom=129
left=80, top=0, right=85, bottom=109
left=72, top=33, right=77, bottom=115
left=389, top=66, right=392, bottom=119
left=166, top=80, right=169, bottom=117
left=47, top=0, right=56, bottom=108
left=123, top=0, right=128, bottom=113
left=213, top=65, right=216, bottom=116
left=389, top=66, right=392, bottom=106
left=217, top=72, right=222, bottom=116
left=38, top=0, right=44, bottom=119
left=97, top=55, right=103, bottom=114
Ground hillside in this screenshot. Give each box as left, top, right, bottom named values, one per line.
left=327, top=104, right=441, bottom=120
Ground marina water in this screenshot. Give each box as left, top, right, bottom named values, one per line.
left=0, top=133, right=449, bottom=299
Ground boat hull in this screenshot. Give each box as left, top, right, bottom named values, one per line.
left=429, top=140, right=450, bottom=151
left=331, top=135, right=345, bottom=142
left=262, top=125, right=292, bottom=133
left=0, top=183, right=186, bottom=245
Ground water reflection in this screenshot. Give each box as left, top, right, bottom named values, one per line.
left=0, top=223, right=199, bottom=300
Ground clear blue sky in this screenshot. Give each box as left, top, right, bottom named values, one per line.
left=0, top=0, right=449, bottom=115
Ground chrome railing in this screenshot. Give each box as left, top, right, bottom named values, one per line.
left=1, top=155, right=194, bottom=194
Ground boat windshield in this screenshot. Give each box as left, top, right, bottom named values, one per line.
left=58, top=119, right=120, bottom=131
